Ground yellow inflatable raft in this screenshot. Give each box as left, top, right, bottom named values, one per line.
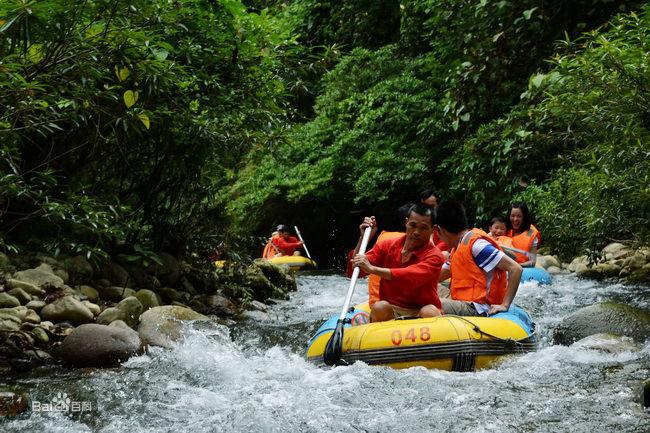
left=307, top=303, right=536, bottom=371
left=267, top=255, right=317, bottom=270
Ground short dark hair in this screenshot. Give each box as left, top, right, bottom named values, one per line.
left=506, top=201, right=532, bottom=232
left=435, top=201, right=468, bottom=233
left=419, top=189, right=441, bottom=202
left=489, top=216, right=507, bottom=226
left=406, top=203, right=435, bottom=226
left=276, top=224, right=290, bottom=233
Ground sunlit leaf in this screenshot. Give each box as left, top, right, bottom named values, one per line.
left=123, top=90, right=138, bottom=108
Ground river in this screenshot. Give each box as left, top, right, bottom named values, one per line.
left=2, top=273, right=649, bottom=432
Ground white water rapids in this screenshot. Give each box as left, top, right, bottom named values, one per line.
left=2, top=273, right=649, bottom=432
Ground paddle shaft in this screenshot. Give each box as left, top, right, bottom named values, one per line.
left=337, top=226, right=372, bottom=321
left=323, top=225, right=373, bottom=365
left=499, top=243, right=532, bottom=258
left=293, top=225, right=312, bottom=259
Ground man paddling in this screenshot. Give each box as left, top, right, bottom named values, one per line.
left=435, top=201, right=523, bottom=316
left=350, top=203, right=445, bottom=322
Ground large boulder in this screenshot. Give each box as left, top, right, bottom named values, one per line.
left=245, top=260, right=297, bottom=301
left=553, top=302, right=650, bottom=345
left=40, top=296, right=94, bottom=324
left=134, top=289, right=161, bottom=311
left=5, top=279, right=44, bottom=297
left=56, top=324, right=142, bottom=367
left=0, top=293, right=20, bottom=308
left=138, top=306, right=208, bottom=348
left=146, top=253, right=180, bottom=287
left=13, top=264, right=64, bottom=289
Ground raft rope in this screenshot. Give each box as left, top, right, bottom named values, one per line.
left=450, top=315, right=528, bottom=347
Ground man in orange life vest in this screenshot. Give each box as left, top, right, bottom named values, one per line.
left=436, top=201, right=523, bottom=316
left=270, top=225, right=304, bottom=256
left=350, top=203, right=445, bottom=322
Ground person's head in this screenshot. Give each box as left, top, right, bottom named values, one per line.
left=488, top=216, right=507, bottom=237
left=384, top=202, right=415, bottom=232
left=434, top=201, right=469, bottom=245
left=403, top=203, right=435, bottom=247
left=276, top=224, right=291, bottom=239
left=506, top=202, right=532, bottom=233
left=420, top=189, right=441, bottom=208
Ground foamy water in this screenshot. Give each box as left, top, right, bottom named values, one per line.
left=2, top=273, right=649, bottom=432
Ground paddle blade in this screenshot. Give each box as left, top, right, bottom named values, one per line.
left=323, top=320, right=345, bottom=366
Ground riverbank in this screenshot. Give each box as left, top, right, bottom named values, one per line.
left=0, top=252, right=296, bottom=376
left=534, top=242, right=650, bottom=283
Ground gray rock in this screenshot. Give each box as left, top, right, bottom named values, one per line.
left=81, top=301, right=101, bottom=316
left=0, top=293, right=20, bottom=308
left=7, top=288, right=31, bottom=305
left=575, top=264, right=600, bottom=279
left=0, top=308, right=23, bottom=322
left=22, top=309, right=40, bottom=324
left=602, top=242, right=626, bottom=255
left=571, top=333, right=640, bottom=353
left=157, top=287, right=183, bottom=304
left=593, top=262, right=621, bottom=278
left=96, top=297, right=142, bottom=327
left=96, top=307, right=122, bottom=325
left=108, top=320, right=133, bottom=331
left=146, top=253, right=180, bottom=287
left=567, top=255, right=588, bottom=272
left=53, top=267, right=69, bottom=284
left=5, top=279, right=45, bottom=297
left=56, top=323, right=142, bottom=367
left=203, top=295, right=236, bottom=316
left=627, top=263, right=650, bottom=283
left=624, top=253, right=646, bottom=271
left=79, top=285, right=99, bottom=303
left=0, top=319, right=20, bottom=331
left=553, top=301, right=650, bottom=345
left=25, top=300, right=46, bottom=313
left=31, top=327, right=49, bottom=344
left=40, top=296, right=94, bottom=324
left=547, top=266, right=563, bottom=275
left=134, top=289, right=160, bottom=311
left=138, top=306, right=208, bottom=348
left=97, top=261, right=131, bottom=287
left=249, top=300, right=268, bottom=312
left=63, top=255, right=94, bottom=284
left=98, top=286, right=136, bottom=302
left=116, top=297, right=142, bottom=327
left=13, top=264, right=64, bottom=289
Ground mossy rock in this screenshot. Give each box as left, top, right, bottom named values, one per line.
left=553, top=301, right=650, bottom=345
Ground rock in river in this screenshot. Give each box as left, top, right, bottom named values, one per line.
left=138, top=305, right=209, bottom=348
left=553, top=301, right=650, bottom=345
left=56, top=324, right=142, bottom=367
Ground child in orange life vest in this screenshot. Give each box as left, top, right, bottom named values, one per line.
left=488, top=216, right=516, bottom=260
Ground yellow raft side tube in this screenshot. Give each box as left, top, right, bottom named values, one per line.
left=266, top=255, right=317, bottom=270
left=307, top=306, right=534, bottom=371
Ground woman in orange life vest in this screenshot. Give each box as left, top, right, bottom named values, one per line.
left=505, top=201, right=541, bottom=267
left=436, top=201, right=523, bottom=316
left=419, top=189, right=449, bottom=254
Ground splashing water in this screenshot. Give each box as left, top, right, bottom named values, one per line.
left=2, top=273, right=649, bottom=432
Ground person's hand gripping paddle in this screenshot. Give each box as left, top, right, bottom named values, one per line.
left=323, top=225, right=373, bottom=366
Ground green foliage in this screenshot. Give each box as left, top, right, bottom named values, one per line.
left=228, top=45, right=449, bottom=231
left=0, top=0, right=300, bottom=258
left=451, top=9, right=650, bottom=255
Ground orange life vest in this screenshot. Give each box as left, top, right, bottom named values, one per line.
left=449, top=228, right=508, bottom=305
left=262, top=235, right=281, bottom=259
left=506, top=225, right=541, bottom=264
left=368, top=231, right=404, bottom=307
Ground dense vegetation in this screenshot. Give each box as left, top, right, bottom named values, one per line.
left=1, top=0, right=648, bottom=265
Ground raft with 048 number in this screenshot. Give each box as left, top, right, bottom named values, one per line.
left=307, top=303, right=536, bottom=371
